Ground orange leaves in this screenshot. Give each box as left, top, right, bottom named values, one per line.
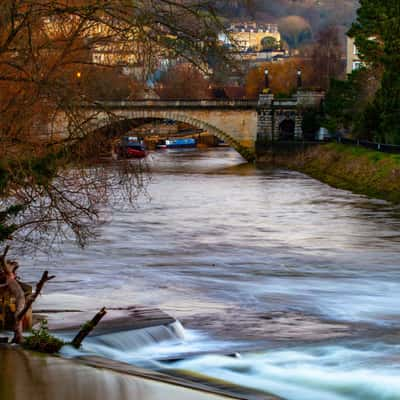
left=245, top=59, right=314, bottom=98
left=156, top=63, right=210, bottom=100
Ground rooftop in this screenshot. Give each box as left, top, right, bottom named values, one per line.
left=228, top=22, right=279, bottom=34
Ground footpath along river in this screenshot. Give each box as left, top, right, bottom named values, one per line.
left=19, top=148, right=400, bottom=400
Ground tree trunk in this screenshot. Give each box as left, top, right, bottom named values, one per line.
left=7, top=278, right=25, bottom=343
left=0, top=246, right=55, bottom=344
left=0, top=247, right=25, bottom=343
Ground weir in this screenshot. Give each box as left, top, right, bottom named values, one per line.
left=81, top=321, right=186, bottom=360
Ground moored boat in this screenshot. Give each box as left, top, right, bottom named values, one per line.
left=156, top=139, right=168, bottom=149
left=165, top=138, right=197, bottom=148
left=115, top=136, right=147, bottom=159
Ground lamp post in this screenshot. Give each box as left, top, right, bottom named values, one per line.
left=297, top=69, right=302, bottom=89
left=264, top=68, right=269, bottom=90
left=76, top=71, right=82, bottom=89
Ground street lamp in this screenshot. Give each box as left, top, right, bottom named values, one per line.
left=264, top=68, right=269, bottom=89
left=76, top=71, right=82, bottom=89
left=297, top=69, right=302, bottom=89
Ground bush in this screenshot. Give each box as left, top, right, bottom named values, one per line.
left=23, top=320, right=65, bottom=354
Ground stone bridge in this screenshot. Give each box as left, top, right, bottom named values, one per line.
left=55, top=91, right=324, bottom=161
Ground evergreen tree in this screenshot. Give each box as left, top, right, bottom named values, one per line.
left=349, top=1, right=400, bottom=144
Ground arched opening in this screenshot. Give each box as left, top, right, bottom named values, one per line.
left=90, top=112, right=255, bottom=161
left=279, top=118, right=295, bottom=140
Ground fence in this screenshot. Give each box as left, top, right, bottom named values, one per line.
left=337, top=137, right=400, bottom=154
left=255, top=137, right=400, bottom=155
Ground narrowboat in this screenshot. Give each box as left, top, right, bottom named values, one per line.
left=165, top=138, right=197, bottom=148
left=115, top=136, right=147, bottom=159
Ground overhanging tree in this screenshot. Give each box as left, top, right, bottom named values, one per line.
left=0, top=0, right=234, bottom=344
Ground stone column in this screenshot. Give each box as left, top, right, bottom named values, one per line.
left=294, top=114, right=303, bottom=140
left=257, top=94, right=274, bottom=141
left=295, top=89, right=325, bottom=141
left=274, top=113, right=282, bottom=141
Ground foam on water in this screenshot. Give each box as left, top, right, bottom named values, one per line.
left=61, top=321, right=241, bottom=365
left=165, top=344, right=400, bottom=400
left=61, top=321, right=185, bottom=361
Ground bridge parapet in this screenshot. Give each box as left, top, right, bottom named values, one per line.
left=66, top=100, right=259, bottom=161
left=89, top=100, right=259, bottom=109
left=296, top=90, right=325, bottom=108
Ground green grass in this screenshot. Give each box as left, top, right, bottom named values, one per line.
left=288, top=143, right=400, bottom=204
left=327, top=143, right=400, bottom=163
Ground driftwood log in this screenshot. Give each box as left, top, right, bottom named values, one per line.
left=72, top=307, right=107, bottom=348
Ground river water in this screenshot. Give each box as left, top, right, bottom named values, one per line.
left=21, top=148, right=400, bottom=400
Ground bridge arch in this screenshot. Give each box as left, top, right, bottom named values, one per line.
left=93, top=110, right=255, bottom=161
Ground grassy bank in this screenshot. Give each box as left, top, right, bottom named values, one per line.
left=260, top=143, right=400, bottom=204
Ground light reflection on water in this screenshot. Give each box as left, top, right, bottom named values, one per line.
left=19, top=148, right=400, bottom=399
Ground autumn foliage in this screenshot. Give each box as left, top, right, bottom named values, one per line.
left=245, top=59, right=314, bottom=98
left=156, top=64, right=210, bottom=100
left=0, top=0, right=229, bottom=249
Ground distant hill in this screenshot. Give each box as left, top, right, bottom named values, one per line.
left=219, top=0, right=359, bottom=32
left=217, top=0, right=359, bottom=50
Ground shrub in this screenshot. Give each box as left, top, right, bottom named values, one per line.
left=23, top=320, right=65, bottom=354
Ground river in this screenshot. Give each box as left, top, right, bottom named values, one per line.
left=20, top=148, right=400, bottom=400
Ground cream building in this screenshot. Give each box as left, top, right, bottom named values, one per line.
left=228, top=22, right=281, bottom=52
left=346, top=36, right=363, bottom=74
left=43, top=16, right=147, bottom=69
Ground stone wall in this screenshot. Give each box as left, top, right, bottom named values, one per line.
left=257, top=91, right=324, bottom=142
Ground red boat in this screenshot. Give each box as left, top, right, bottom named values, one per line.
left=124, top=144, right=147, bottom=158
left=115, top=137, right=147, bottom=159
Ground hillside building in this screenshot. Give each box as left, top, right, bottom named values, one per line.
left=227, top=22, right=281, bottom=52
left=346, top=37, right=363, bottom=74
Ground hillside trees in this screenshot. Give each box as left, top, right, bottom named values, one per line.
left=0, top=0, right=232, bottom=344
left=309, top=25, right=344, bottom=90
left=278, top=15, right=313, bottom=52
left=245, top=59, right=314, bottom=97
left=261, top=36, right=280, bottom=51
left=156, top=64, right=210, bottom=99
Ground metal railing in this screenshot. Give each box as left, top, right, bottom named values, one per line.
left=337, top=137, right=400, bottom=154
left=255, top=137, right=400, bottom=156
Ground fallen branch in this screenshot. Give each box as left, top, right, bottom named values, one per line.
left=17, top=271, right=56, bottom=322
left=72, top=307, right=107, bottom=349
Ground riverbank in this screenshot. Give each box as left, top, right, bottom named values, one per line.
left=257, top=143, right=400, bottom=204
